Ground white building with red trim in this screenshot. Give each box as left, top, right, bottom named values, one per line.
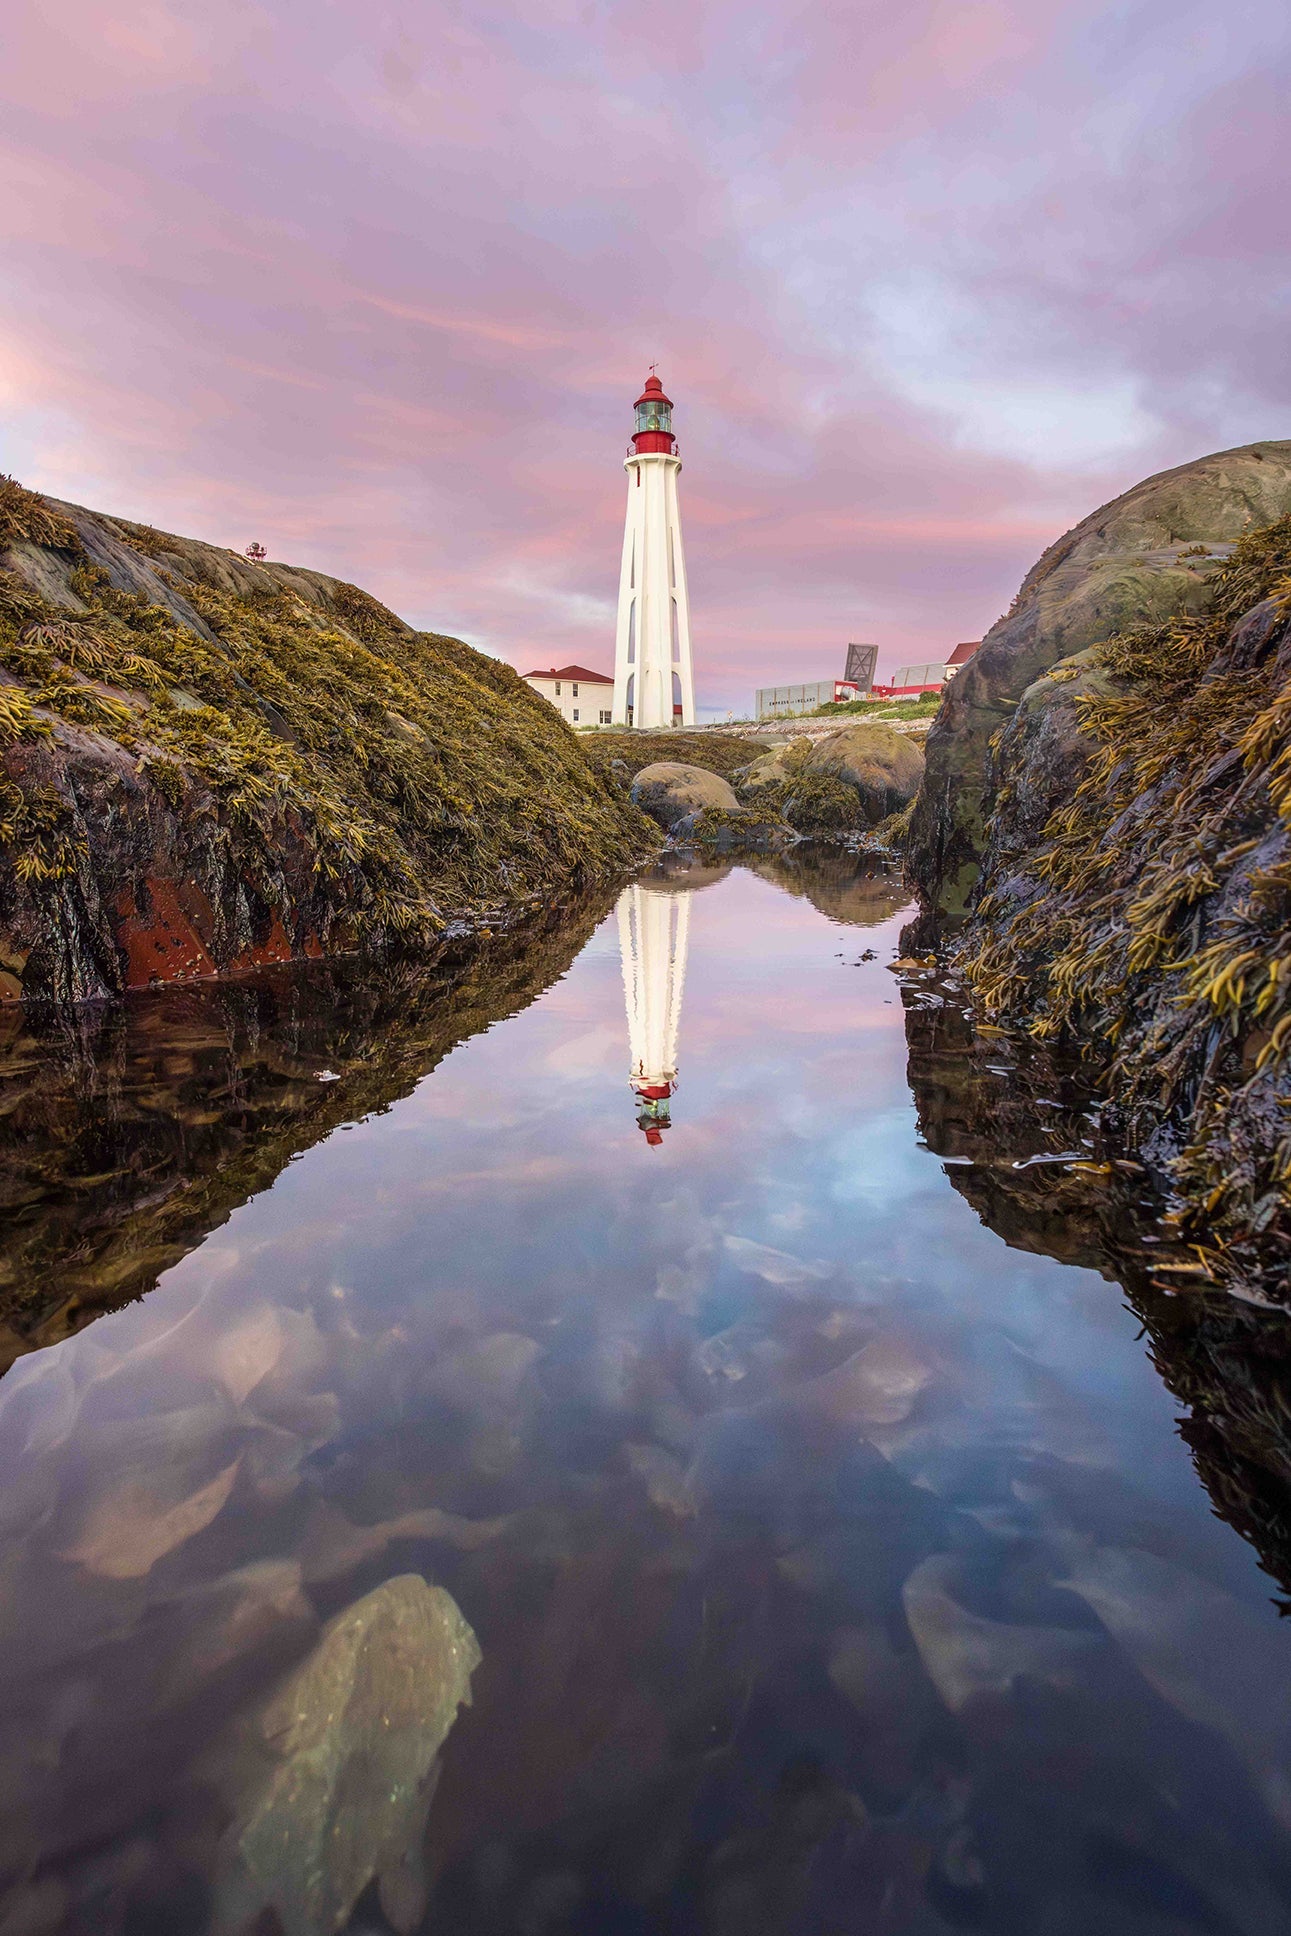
left=522, top=663, right=615, bottom=728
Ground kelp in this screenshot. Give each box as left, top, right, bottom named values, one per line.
left=0, top=476, right=79, bottom=552
left=0, top=487, right=654, bottom=961
left=955, top=514, right=1291, bottom=1297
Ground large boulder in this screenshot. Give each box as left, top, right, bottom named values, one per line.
left=630, top=762, right=741, bottom=830
left=0, top=481, right=651, bottom=1003
left=907, top=440, right=1291, bottom=922
left=929, top=504, right=1291, bottom=1303
left=734, top=740, right=810, bottom=793
left=804, top=722, right=924, bottom=823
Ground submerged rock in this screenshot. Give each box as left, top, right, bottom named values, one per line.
left=903, top=1553, right=1101, bottom=1712
left=212, top=1574, right=481, bottom=1936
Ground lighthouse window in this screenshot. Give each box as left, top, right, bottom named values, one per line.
left=635, top=401, right=671, bottom=434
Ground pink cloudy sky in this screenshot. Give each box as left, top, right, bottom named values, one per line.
left=3, top=0, right=1288, bottom=709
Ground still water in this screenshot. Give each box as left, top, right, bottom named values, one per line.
left=3, top=853, right=1291, bottom=1934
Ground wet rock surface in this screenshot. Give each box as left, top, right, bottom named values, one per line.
left=0, top=482, right=650, bottom=1003
left=907, top=439, right=1291, bottom=921
left=901, top=453, right=1291, bottom=1305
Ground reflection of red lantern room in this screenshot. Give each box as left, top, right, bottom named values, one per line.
left=633, top=1079, right=673, bottom=1147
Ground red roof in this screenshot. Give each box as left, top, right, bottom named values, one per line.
left=634, top=372, right=673, bottom=408
left=523, top=663, right=614, bottom=684
left=947, top=640, right=981, bottom=666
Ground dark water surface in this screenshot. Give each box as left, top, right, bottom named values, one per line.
left=4, top=854, right=1291, bottom=1935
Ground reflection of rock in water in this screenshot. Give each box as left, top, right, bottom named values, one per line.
left=751, top=848, right=909, bottom=928
left=902, top=983, right=1291, bottom=1604
left=212, top=1575, right=480, bottom=1936
left=0, top=892, right=617, bottom=1372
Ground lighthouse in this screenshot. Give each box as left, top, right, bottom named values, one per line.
left=611, top=372, right=696, bottom=729
left=616, top=880, right=691, bottom=1145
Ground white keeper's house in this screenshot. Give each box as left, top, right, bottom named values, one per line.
left=522, top=663, right=615, bottom=728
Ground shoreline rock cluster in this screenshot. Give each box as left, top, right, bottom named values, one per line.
left=902, top=441, right=1291, bottom=1304
left=0, top=477, right=652, bottom=1004
left=586, top=723, right=925, bottom=850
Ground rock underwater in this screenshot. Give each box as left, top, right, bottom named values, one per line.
left=209, top=1575, right=481, bottom=1936
left=0, top=476, right=653, bottom=1003
left=901, top=441, right=1291, bottom=1303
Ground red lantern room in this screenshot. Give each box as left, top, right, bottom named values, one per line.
left=631, top=372, right=676, bottom=455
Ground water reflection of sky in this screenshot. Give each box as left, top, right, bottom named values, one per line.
left=4, top=861, right=1291, bottom=1933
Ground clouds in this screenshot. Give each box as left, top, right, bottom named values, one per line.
left=1, top=0, right=1287, bottom=702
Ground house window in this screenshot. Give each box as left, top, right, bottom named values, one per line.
left=572, top=709, right=579, bottom=721
left=572, top=683, right=579, bottom=697
left=599, top=708, right=612, bottom=724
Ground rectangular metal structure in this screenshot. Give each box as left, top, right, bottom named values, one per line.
left=754, top=681, right=837, bottom=719
left=844, top=643, right=878, bottom=690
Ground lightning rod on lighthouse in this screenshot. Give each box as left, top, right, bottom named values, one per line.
left=611, top=372, right=696, bottom=729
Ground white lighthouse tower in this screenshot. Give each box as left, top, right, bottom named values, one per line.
left=611, top=372, right=696, bottom=729
left=616, top=880, right=691, bottom=1145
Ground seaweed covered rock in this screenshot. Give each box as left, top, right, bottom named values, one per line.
left=804, top=721, right=924, bottom=822
left=908, top=441, right=1291, bottom=921
left=582, top=730, right=756, bottom=789
left=947, top=512, right=1291, bottom=1303
left=0, top=479, right=652, bottom=1003
left=733, top=741, right=809, bottom=794
left=630, top=761, right=742, bottom=831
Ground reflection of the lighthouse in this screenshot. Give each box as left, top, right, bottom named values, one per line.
left=616, top=852, right=908, bottom=1145
left=617, top=881, right=690, bottom=1145
left=616, top=859, right=731, bottom=1145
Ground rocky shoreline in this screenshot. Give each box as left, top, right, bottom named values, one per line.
left=903, top=441, right=1291, bottom=1306
left=0, top=479, right=653, bottom=1004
